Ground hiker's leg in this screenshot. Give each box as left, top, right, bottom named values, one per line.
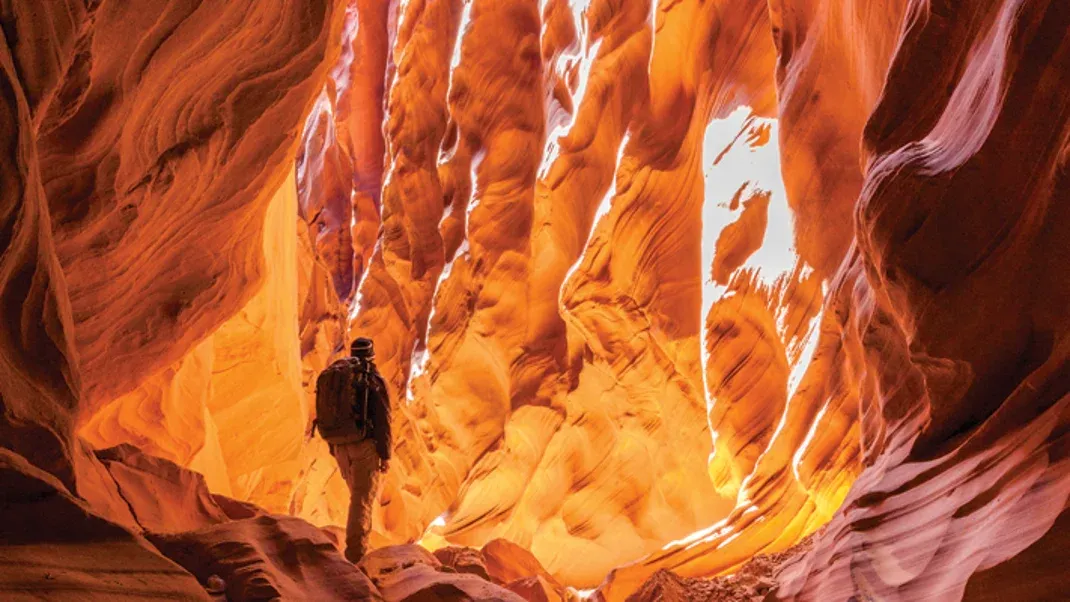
left=341, top=440, right=381, bottom=562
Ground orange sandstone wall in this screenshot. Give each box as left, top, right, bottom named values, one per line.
left=348, top=0, right=796, bottom=587
left=600, top=0, right=1070, bottom=600
left=10, top=0, right=1063, bottom=600
left=78, top=0, right=396, bottom=527
left=40, top=0, right=346, bottom=415
left=1, top=0, right=344, bottom=503
left=775, top=0, right=1070, bottom=600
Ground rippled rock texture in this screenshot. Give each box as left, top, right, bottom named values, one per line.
left=349, top=0, right=786, bottom=588
left=4, top=440, right=564, bottom=601
left=601, top=0, right=1070, bottom=600
left=2, top=0, right=1068, bottom=600
left=0, top=0, right=348, bottom=596
left=0, top=449, right=209, bottom=601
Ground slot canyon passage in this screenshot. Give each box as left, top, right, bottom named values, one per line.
left=1, top=0, right=1069, bottom=600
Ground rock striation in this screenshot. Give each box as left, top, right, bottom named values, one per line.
left=5, top=440, right=568, bottom=602
left=0, top=448, right=208, bottom=601
left=598, top=0, right=1070, bottom=600
left=1, top=0, right=1067, bottom=600
left=347, top=0, right=787, bottom=587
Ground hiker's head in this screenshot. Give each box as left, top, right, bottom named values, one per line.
left=351, top=337, right=374, bottom=359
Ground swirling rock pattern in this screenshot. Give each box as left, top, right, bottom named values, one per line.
left=74, top=0, right=392, bottom=532
left=0, top=0, right=349, bottom=595
left=82, top=171, right=319, bottom=514
left=38, top=0, right=346, bottom=413
left=0, top=0, right=89, bottom=498
left=360, top=544, right=526, bottom=602
left=0, top=448, right=209, bottom=601
left=599, top=0, right=1070, bottom=600
left=3, top=0, right=1067, bottom=600
left=349, top=0, right=784, bottom=587
left=151, top=515, right=383, bottom=602
left=773, top=0, right=1070, bottom=600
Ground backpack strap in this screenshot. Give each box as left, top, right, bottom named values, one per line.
left=352, top=358, right=371, bottom=440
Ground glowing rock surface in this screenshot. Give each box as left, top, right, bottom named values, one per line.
left=0, top=0, right=1067, bottom=600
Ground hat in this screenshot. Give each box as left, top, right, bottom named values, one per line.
left=350, top=337, right=375, bottom=358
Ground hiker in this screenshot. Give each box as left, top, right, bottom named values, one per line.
left=314, top=337, right=393, bottom=563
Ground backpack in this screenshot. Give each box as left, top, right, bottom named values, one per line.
left=314, top=357, right=375, bottom=445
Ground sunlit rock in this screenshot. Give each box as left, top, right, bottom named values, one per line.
left=598, top=0, right=1070, bottom=600
left=3, top=0, right=1067, bottom=600
left=82, top=171, right=313, bottom=514
left=40, top=0, right=347, bottom=413
left=353, top=0, right=782, bottom=587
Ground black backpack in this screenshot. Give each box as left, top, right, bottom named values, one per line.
left=314, top=357, right=375, bottom=444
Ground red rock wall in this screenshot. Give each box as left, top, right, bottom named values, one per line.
left=1, top=0, right=94, bottom=496
left=76, top=0, right=397, bottom=526
left=775, top=0, right=1070, bottom=599
left=599, top=0, right=1070, bottom=599
left=0, top=0, right=347, bottom=540
left=40, top=0, right=346, bottom=413
left=0, top=2, right=348, bottom=598
left=5, top=1, right=1066, bottom=600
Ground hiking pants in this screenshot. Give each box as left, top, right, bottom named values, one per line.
left=331, top=439, right=383, bottom=562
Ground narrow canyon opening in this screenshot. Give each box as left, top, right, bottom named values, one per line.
left=1, top=1, right=1068, bottom=601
